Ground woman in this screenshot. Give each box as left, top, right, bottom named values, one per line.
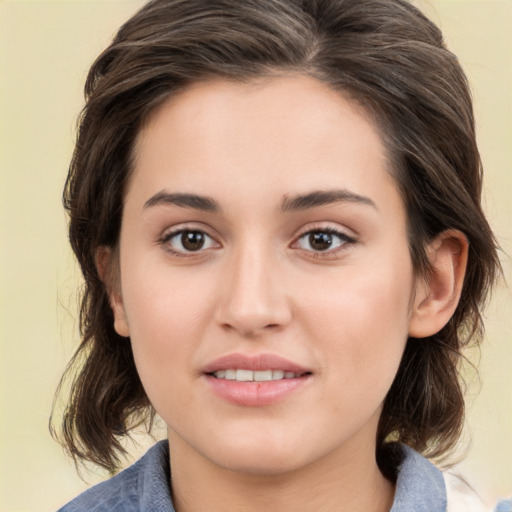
left=52, top=0, right=509, bottom=510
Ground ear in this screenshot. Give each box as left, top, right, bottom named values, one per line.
left=96, top=246, right=130, bottom=338
left=408, top=230, right=468, bottom=338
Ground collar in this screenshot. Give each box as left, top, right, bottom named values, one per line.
left=390, top=444, right=446, bottom=512
left=60, top=440, right=447, bottom=511
left=139, top=441, right=446, bottom=511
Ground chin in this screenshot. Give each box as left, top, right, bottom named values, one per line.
left=201, top=430, right=316, bottom=476
left=216, top=450, right=306, bottom=476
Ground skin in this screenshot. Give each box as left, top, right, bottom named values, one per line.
left=105, top=75, right=468, bottom=512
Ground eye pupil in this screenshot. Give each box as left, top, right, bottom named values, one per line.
left=181, top=231, right=205, bottom=251
left=309, top=232, right=332, bottom=251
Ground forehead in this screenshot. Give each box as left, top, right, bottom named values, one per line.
left=129, top=74, right=401, bottom=216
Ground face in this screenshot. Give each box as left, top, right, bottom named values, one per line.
left=112, top=75, right=419, bottom=475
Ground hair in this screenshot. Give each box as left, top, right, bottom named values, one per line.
left=52, top=0, right=500, bottom=473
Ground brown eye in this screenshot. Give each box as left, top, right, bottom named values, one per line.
left=294, top=228, right=355, bottom=254
left=162, top=229, right=217, bottom=255
left=181, top=231, right=205, bottom=251
left=308, top=232, right=333, bottom=251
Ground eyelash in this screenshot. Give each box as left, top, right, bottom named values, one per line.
left=293, top=227, right=357, bottom=257
left=158, top=226, right=356, bottom=258
left=158, top=227, right=219, bottom=257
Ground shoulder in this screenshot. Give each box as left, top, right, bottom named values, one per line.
left=390, top=444, right=511, bottom=512
left=444, top=471, right=512, bottom=512
left=444, top=470, right=490, bottom=512
left=493, top=499, right=512, bottom=512
left=390, top=443, right=446, bottom=512
left=57, top=441, right=174, bottom=512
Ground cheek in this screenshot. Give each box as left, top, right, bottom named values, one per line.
left=119, top=262, right=217, bottom=388
left=298, top=258, right=413, bottom=388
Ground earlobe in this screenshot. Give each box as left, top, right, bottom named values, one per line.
left=110, top=291, right=131, bottom=338
left=95, top=246, right=130, bottom=338
left=408, top=230, right=468, bottom=338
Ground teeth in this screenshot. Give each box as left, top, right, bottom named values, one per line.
left=225, top=369, right=236, bottom=380
left=236, top=369, right=253, bottom=381
left=213, top=369, right=301, bottom=381
left=254, top=370, right=272, bottom=381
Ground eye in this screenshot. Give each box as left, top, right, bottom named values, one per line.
left=161, top=229, right=218, bottom=255
left=294, top=228, right=355, bottom=253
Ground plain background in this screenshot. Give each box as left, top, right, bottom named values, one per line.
left=0, top=1, right=510, bottom=510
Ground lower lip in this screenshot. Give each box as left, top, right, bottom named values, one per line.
left=204, top=375, right=311, bottom=406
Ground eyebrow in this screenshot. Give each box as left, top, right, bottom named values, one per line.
left=143, top=191, right=220, bottom=212
left=281, top=189, right=377, bottom=212
left=143, top=189, right=376, bottom=214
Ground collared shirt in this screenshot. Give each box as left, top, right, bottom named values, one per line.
left=58, top=441, right=511, bottom=511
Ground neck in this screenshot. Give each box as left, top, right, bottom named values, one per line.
left=168, top=429, right=395, bottom=512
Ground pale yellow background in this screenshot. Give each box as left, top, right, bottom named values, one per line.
left=0, top=1, right=510, bottom=510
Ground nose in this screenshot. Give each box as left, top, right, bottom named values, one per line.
left=214, top=244, right=292, bottom=337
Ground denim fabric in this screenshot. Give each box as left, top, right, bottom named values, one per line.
left=58, top=441, right=510, bottom=511
left=390, top=444, right=446, bottom=512
left=58, top=441, right=174, bottom=512
left=494, top=499, right=512, bottom=512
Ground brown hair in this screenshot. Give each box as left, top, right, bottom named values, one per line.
left=52, top=0, right=500, bottom=473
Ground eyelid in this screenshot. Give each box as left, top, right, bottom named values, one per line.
left=293, top=221, right=357, bottom=241
left=158, top=223, right=221, bottom=257
left=291, top=223, right=357, bottom=256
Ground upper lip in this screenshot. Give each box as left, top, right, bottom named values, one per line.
left=201, top=353, right=310, bottom=374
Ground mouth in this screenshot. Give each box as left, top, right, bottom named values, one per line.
left=201, top=352, right=311, bottom=377
left=202, top=353, right=312, bottom=406
left=209, top=369, right=310, bottom=381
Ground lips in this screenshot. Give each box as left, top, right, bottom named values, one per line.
left=212, top=369, right=302, bottom=381
left=201, top=353, right=312, bottom=406
left=202, top=353, right=310, bottom=374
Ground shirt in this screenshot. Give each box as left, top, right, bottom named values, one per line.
left=58, top=440, right=511, bottom=511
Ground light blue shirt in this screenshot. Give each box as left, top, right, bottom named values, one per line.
left=58, top=441, right=511, bottom=511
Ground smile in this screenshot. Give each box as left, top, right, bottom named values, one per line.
left=202, top=354, right=312, bottom=406
left=211, top=369, right=305, bottom=381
